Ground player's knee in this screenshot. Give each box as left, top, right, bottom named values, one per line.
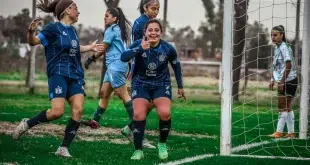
left=158, top=109, right=171, bottom=120
left=72, top=106, right=83, bottom=120
left=50, top=107, right=65, bottom=119
left=133, top=110, right=147, bottom=121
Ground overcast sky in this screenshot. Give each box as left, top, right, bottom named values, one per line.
left=0, top=0, right=306, bottom=39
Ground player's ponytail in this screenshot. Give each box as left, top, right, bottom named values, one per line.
left=37, top=0, right=74, bottom=20
left=107, top=8, right=132, bottom=44
left=272, top=25, right=287, bottom=42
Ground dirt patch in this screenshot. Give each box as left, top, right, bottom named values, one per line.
left=0, top=121, right=216, bottom=144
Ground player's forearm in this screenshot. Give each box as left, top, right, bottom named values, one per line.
left=280, top=62, right=292, bottom=83
left=80, top=45, right=93, bottom=53
left=172, top=62, right=184, bottom=88
left=121, top=46, right=143, bottom=62
left=27, top=32, right=40, bottom=46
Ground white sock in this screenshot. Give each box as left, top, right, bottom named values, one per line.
left=276, top=112, right=288, bottom=133
left=286, top=111, right=295, bottom=133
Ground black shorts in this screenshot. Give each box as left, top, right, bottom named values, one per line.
left=278, top=77, right=298, bottom=98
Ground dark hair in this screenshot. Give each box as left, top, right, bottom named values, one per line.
left=106, top=7, right=131, bottom=44
left=143, top=19, right=163, bottom=33
left=272, top=25, right=287, bottom=42
left=37, top=0, right=74, bottom=20
left=138, top=0, right=160, bottom=15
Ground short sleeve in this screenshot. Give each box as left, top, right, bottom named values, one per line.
left=103, top=26, right=116, bottom=44
left=281, top=45, right=292, bottom=62
left=37, top=23, right=58, bottom=46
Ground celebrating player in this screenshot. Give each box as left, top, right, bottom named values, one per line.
left=121, top=19, right=186, bottom=160
left=12, top=0, right=105, bottom=157
left=268, top=25, right=298, bottom=138
left=120, top=0, right=160, bottom=149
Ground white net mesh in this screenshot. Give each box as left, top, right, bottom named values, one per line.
left=230, top=0, right=310, bottom=158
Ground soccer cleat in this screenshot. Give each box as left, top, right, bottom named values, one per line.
left=121, top=125, right=134, bottom=143
left=81, top=120, right=99, bottom=129
left=268, top=132, right=283, bottom=138
left=142, top=139, right=156, bottom=149
left=158, top=143, right=168, bottom=160
left=55, top=146, right=72, bottom=157
left=284, top=133, right=296, bottom=138
left=12, top=118, right=30, bottom=140
left=130, top=150, right=144, bottom=160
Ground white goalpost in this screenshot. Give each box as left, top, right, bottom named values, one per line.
left=220, top=0, right=310, bottom=158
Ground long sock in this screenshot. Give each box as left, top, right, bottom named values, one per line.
left=124, top=100, right=133, bottom=120
left=133, top=120, right=146, bottom=150
left=61, top=119, right=80, bottom=148
left=128, top=121, right=133, bottom=131
left=159, top=119, right=171, bottom=143
left=276, top=112, right=288, bottom=133
left=92, top=106, right=105, bottom=122
left=26, top=110, right=49, bottom=128
left=286, top=111, right=295, bottom=133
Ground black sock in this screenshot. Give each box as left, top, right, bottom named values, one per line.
left=61, top=119, right=80, bottom=148
left=26, top=110, right=49, bottom=128
left=92, top=106, right=105, bottom=122
left=159, top=119, right=171, bottom=143
left=128, top=121, right=133, bottom=131
left=124, top=100, right=133, bottom=120
left=133, top=120, right=146, bottom=150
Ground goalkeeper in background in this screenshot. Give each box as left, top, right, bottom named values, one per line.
left=269, top=25, right=298, bottom=138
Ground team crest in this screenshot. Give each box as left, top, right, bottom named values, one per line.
left=159, top=54, right=166, bottom=62
left=148, top=62, right=157, bottom=70
left=142, top=52, right=147, bottom=58
left=71, top=39, right=77, bottom=48
left=55, top=86, right=63, bottom=94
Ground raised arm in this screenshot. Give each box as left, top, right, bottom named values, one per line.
left=121, top=40, right=144, bottom=62
left=27, top=18, right=43, bottom=46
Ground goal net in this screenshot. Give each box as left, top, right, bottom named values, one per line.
left=220, top=0, right=310, bottom=159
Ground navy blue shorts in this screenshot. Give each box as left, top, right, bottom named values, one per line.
left=48, top=74, right=85, bottom=100
left=131, top=85, right=172, bottom=101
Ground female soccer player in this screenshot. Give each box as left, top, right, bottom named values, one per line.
left=121, top=19, right=186, bottom=160
left=12, top=0, right=104, bottom=157
left=120, top=0, right=160, bottom=148
left=83, top=7, right=134, bottom=131
left=268, top=25, right=298, bottom=138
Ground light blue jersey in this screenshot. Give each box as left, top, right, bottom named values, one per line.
left=103, top=24, right=128, bottom=73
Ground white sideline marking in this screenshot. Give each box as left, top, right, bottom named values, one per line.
left=157, top=154, right=215, bottom=165
left=0, top=113, right=17, bottom=115
left=158, top=138, right=308, bottom=165
left=229, top=154, right=310, bottom=161
left=232, top=138, right=289, bottom=153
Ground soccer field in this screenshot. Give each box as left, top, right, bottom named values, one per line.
left=0, top=85, right=310, bottom=165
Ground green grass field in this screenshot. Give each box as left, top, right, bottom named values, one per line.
left=0, top=82, right=310, bottom=165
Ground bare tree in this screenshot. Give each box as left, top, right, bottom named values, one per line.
left=103, top=0, right=120, bottom=8
left=232, top=0, right=249, bottom=101
left=27, top=0, right=37, bottom=94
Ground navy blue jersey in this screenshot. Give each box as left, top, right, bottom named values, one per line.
left=121, top=39, right=183, bottom=88
left=37, top=22, right=84, bottom=83
left=132, top=14, right=149, bottom=42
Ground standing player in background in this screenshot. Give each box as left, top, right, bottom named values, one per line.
left=12, top=0, right=104, bottom=157
left=120, top=0, right=160, bottom=148
left=121, top=19, right=186, bottom=160
left=268, top=25, right=298, bottom=138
